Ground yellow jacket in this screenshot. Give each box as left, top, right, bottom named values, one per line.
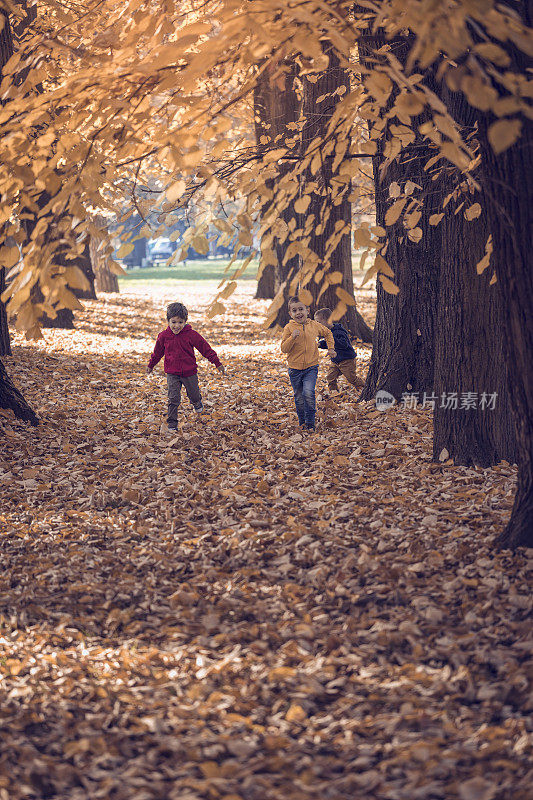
left=281, top=319, right=335, bottom=369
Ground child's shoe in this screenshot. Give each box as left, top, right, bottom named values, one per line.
left=194, top=404, right=205, bottom=414
left=305, top=422, right=316, bottom=433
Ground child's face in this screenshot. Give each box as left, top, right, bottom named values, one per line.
left=169, top=316, right=187, bottom=334
left=289, top=301, right=309, bottom=323
left=315, top=314, right=332, bottom=328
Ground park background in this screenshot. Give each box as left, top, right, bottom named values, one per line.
left=0, top=2, right=532, bottom=799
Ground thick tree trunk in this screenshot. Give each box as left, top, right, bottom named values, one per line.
left=255, top=61, right=301, bottom=324
left=41, top=307, right=74, bottom=329
left=255, top=263, right=277, bottom=299
left=72, top=238, right=97, bottom=300
left=31, top=281, right=75, bottom=329
left=265, top=50, right=372, bottom=333
left=471, top=12, right=533, bottom=547
left=0, top=268, right=11, bottom=357
left=253, top=72, right=279, bottom=301
left=433, top=87, right=517, bottom=467
left=90, top=220, right=119, bottom=293
left=433, top=187, right=517, bottom=466
left=358, top=33, right=443, bottom=400
left=299, top=46, right=373, bottom=341
left=0, top=11, right=13, bottom=356
left=0, top=359, right=38, bottom=425
left=301, top=45, right=372, bottom=342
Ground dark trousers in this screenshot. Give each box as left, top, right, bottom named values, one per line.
left=166, top=373, right=202, bottom=427
left=288, top=365, right=318, bottom=426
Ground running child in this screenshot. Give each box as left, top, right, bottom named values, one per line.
left=314, top=307, right=365, bottom=392
left=147, top=302, right=224, bottom=430
left=280, top=296, right=335, bottom=431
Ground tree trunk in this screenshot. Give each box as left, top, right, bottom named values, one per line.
left=255, top=263, right=277, bottom=299
left=433, top=88, right=517, bottom=467
left=253, top=70, right=280, bottom=301
left=255, top=60, right=301, bottom=323
left=0, top=267, right=11, bottom=357
left=0, top=10, right=13, bottom=356
left=358, top=33, right=443, bottom=400
left=40, top=305, right=75, bottom=329
left=0, top=358, right=38, bottom=425
left=471, top=3, right=533, bottom=548
left=72, top=237, right=97, bottom=300
left=299, top=45, right=373, bottom=341
left=433, top=187, right=517, bottom=466
left=90, top=220, right=119, bottom=293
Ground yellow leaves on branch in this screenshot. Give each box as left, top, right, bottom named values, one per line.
left=360, top=253, right=397, bottom=296
left=385, top=199, right=408, bottom=227
left=294, top=196, right=311, bottom=214
left=0, top=0, right=529, bottom=334
left=488, top=119, right=523, bottom=155
left=476, top=235, right=493, bottom=275
left=464, top=203, right=482, bottom=221
left=379, top=274, right=400, bottom=295
left=335, top=286, right=356, bottom=306
left=115, top=243, right=135, bottom=259
left=166, top=180, right=186, bottom=204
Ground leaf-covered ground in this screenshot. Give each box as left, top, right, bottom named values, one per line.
left=0, top=284, right=531, bottom=800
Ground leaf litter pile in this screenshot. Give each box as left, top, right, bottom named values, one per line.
left=0, top=284, right=531, bottom=800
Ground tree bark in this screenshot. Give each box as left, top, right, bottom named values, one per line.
left=253, top=69, right=281, bottom=301
left=255, top=60, right=301, bottom=322
left=299, top=45, right=373, bottom=341
left=433, top=187, right=517, bottom=466
left=72, top=237, right=97, bottom=300
left=255, top=263, right=277, bottom=299
left=264, top=50, right=372, bottom=336
left=40, top=305, right=75, bottom=329
left=0, top=358, right=38, bottom=425
left=471, top=2, right=533, bottom=548
left=433, top=88, right=517, bottom=467
left=358, top=33, right=443, bottom=400
left=0, top=10, right=13, bottom=356
left=0, top=267, right=11, bottom=357
left=90, top=219, right=119, bottom=293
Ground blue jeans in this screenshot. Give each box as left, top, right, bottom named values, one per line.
left=288, top=365, right=318, bottom=426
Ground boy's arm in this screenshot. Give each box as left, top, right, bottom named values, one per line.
left=192, top=331, right=222, bottom=368
left=316, top=322, right=335, bottom=352
left=281, top=326, right=297, bottom=353
left=147, top=333, right=165, bottom=372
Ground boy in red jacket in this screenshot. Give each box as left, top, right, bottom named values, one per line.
left=147, top=302, right=225, bottom=430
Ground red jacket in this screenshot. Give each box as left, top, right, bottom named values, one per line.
left=148, top=324, right=221, bottom=377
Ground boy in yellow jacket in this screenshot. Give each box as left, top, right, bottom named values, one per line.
left=281, top=296, right=336, bottom=431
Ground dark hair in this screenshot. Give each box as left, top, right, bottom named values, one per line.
left=167, top=302, right=188, bottom=321
left=287, top=295, right=303, bottom=309
left=315, top=307, right=331, bottom=320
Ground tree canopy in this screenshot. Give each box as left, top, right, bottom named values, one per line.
left=0, top=0, right=531, bottom=333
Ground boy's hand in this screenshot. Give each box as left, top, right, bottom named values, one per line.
left=217, top=364, right=225, bottom=375
left=328, top=349, right=337, bottom=358
left=291, top=330, right=300, bottom=339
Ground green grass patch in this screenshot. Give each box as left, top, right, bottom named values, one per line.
left=119, top=258, right=258, bottom=284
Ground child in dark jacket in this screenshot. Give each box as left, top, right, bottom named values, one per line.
left=315, top=308, right=364, bottom=392
left=147, top=302, right=224, bottom=430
